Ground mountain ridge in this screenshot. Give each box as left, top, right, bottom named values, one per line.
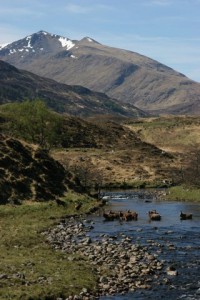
left=1, top=30, right=200, bottom=115
left=0, top=60, right=146, bottom=117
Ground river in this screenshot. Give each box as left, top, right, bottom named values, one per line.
left=89, top=190, right=200, bottom=300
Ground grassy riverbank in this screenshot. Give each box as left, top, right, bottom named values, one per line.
left=0, top=193, right=98, bottom=299
left=165, top=186, right=200, bottom=202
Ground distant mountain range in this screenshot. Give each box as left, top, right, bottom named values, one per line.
left=1, top=30, right=200, bottom=115
left=0, top=60, right=146, bottom=117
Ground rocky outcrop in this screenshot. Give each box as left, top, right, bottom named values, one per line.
left=0, top=134, right=67, bottom=204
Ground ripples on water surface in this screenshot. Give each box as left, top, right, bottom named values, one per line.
left=90, top=190, right=200, bottom=300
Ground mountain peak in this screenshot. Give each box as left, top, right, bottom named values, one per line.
left=36, top=30, right=49, bottom=35
left=0, top=31, right=76, bottom=58
left=0, top=43, right=8, bottom=50
left=28, top=31, right=76, bottom=49
left=79, top=37, right=100, bottom=44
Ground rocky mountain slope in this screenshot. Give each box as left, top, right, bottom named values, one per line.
left=0, top=60, right=145, bottom=117
left=1, top=30, right=200, bottom=115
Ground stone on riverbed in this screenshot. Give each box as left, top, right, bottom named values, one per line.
left=42, top=215, right=169, bottom=299
left=166, top=266, right=178, bottom=276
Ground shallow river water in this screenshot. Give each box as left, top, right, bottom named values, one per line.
left=89, top=190, right=200, bottom=300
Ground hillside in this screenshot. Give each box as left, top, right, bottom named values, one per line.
left=1, top=110, right=198, bottom=194
left=0, top=134, right=70, bottom=204
left=50, top=116, right=179, bottom=188
left=1, top=31, right=200, bottom=114
left=0, top=103, right=179, bottom=190
left=59, top=115, right=145, bottom=149
left=124, top=115, right=200, bottom=154
left=53, top=114, right=200, bottom=188
left=0, top=60, right=145, bottom=118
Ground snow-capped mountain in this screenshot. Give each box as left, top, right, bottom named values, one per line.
left=1, top=30, right=200, bottom=115
left=0, top=30, right=100, bottom=60
left=0, top=31, right=77, bottom=58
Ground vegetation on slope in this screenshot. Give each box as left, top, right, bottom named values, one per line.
left=0, top=100, right=62, bottom=149
left=124, top=115, right=200, bottom=153
left=124, top=115, right=200, bottom=200
left=0, top=100, right=179, bottom=192
left=0, top=133, right=67, bottom=204
left=1, top=100, right=200, bottom=202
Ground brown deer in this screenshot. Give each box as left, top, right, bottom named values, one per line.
left=148, top=210, right=161, bottom=221
left=180, top=211, right=192, bottom=220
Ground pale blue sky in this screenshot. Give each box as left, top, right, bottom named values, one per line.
left=0, top=0, right=200, bottom=82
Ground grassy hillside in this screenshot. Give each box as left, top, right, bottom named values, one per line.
left=0, top=101, right=180, bottom=194
left=124, top=115, right=200, bottom=153
left=1, top=101, right=200, bottom=198
left=52, top=115, right=200, bottom=190
left=50, top=115, right=180, bottom=189
left=122, top=115, right=200, bottom=195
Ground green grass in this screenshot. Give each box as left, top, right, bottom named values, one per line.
left=166, top=186, right=200, bottom=202
left=126, top=118, right=180, bottom=129
left=0, top=195, right=97, bottom=299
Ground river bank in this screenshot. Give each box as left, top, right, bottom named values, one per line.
left=1, top=189, right=199, bottom=299
left=43, top=189, right=200, bottom=299
left=43, top=215, right=169, bottom=299
left=0, top=196, right=99, bottom=299
left=101, top=185, right=200, bottom=203
left=163, top=185, right=200, bottom=202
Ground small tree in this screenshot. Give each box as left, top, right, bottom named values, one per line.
left=72, top=160, right=104, bottom=194
left=1, top=99, right=62, bottom=149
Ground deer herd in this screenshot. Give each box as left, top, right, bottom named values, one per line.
left=103, top=209, right=192, bottom=222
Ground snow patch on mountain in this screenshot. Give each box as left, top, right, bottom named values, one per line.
left=26, top=36, right=33, bottom=49
left=0, top=43, right=8, bottom=50
left=87, top=38, right=93, bottom=42
left=9, top=49, right=17, bottom=54
left=58, top=37, right=75, bottom=50
left=80, top=37, right=99, bottom=44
